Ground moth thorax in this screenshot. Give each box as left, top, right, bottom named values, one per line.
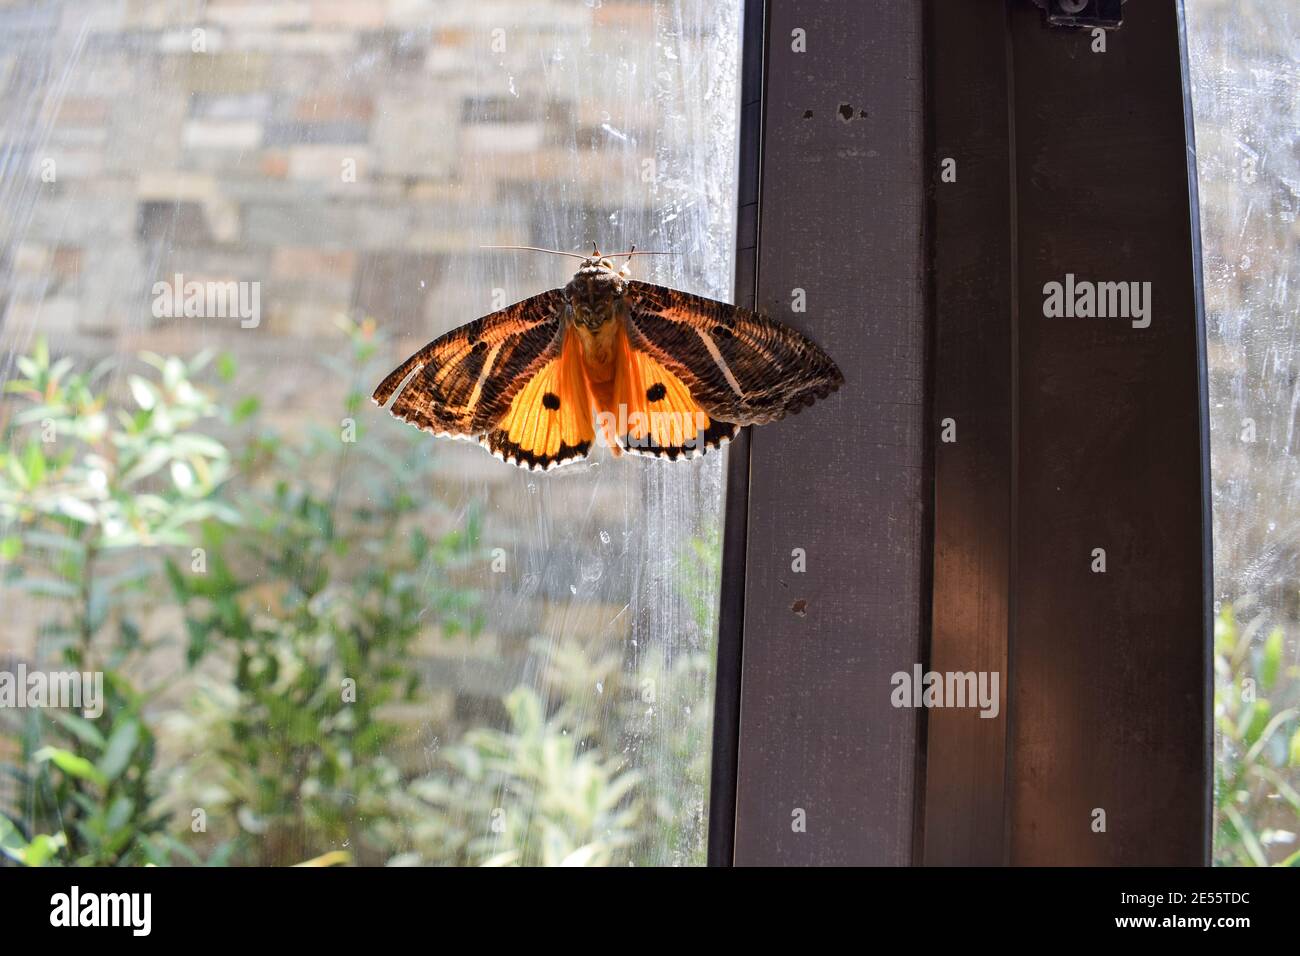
left=566, top=266, right=625, bottom=330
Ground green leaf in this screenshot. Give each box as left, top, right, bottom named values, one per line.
left=120, top=445, right=173, bottom=485
left=163, top=558, right=188, bottom=598
left=0, top=815, right=69, bottom=867
left=22, top=833, right=66, bottom=867
left=0, top=536, right=22, bottom=561
left=52, top=712, right=108, bottom=751
left=232, top=396, right=260, bottom=424
left=35, top=746, right=108, bottom=787
left=23, top=530, right=85, bottom=555
left=6, top=452, right=28, bottom=488
left=104, top=795, right=134, bottom=833
left=1290, top=727, right=1300, bottom=768
left=163, top=356, right=185, bottom=391
left=1245, top=707, right=1298, bottom=766
left=128, top=375, right=157, bottom=411
left=188, top=349, right=215, bottom=376
left=1261, top=627, right=1284, bottom=690
left=170, top=459, right=194, bottom=491
left=172, top=434, right=226, bottom=459
left=49, top=356, right=74, bottom=384
left=54, top=496, right=99, bottom=525
left=184, top=618, right=210, bottom=667
left=217, top=352, right=236, bottom=383
left=16, top=577, right=80, bottom=598
left=0, top=813, right=25, bottom=859
left=22, top=440, right=46, bottom=487
left=97, top=718, right=141, bottom=782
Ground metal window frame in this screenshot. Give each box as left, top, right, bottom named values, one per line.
left=709, top=0, right=929, bottom=866
left=709, top=0, right=1211, bottom=866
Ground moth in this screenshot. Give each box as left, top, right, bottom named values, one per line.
left=372, top=245, right=843, bottom=471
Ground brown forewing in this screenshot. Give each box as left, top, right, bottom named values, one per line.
left=624, top=281, right=843, bottom=425
left=372, top=290, right=567, bottom=437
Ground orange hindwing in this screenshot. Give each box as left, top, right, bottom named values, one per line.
left=609, top=325, right=737, bottom=460
left=482, top=330, right=596, bottom=469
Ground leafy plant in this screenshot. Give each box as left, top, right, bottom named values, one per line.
left=0, top=341, right=232, bottom=865
left=392, top=528, right=719, bottom=867
left=1, top=327, right=725, bottom=869
left=162, top=319, right=484, bottom=865
left=1214, top=602, right=1300, bottom=866
left=393, top=677, right=644, bottom=867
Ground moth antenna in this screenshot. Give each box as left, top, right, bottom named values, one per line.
left=479, top=244, right=679, bottom=260
left=479, top=245, right=590, bottom=261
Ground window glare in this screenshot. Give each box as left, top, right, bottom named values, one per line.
left=1186, top=0, right=1300, bottom=867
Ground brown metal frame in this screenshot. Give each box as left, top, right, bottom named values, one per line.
left=709, top=0, right=928, bottom=866
left=710, top=0, right=1211, bottom=867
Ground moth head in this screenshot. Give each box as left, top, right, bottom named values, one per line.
left=478, top=244, right=677, bottom=328
left=572, top=256, right=625, bottom=278
left=479, top=243, right=675, bottom=281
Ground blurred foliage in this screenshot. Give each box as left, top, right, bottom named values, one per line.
left=389, top=522, right=718, bottom=867
left=1214, top=602, right=1300, bottom=866
left=392, top=674, right=644, bottom=867
left=0, top=342, right=232, bottom=865
left=390, top=631, right=713, bottom=866
left=1, top=326, right=716, bottom=868
left=161, top=318, right=484, bottom=865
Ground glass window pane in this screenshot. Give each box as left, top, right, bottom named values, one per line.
left=0, top=0, right=741, bottom=867
left=1185, top=0, right=1300, bottom=867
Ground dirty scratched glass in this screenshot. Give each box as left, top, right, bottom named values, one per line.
left=1185, top=0, right=1300, bottom=866
left=0, top=1, right=740, bottom=866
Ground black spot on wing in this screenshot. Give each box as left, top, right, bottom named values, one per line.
left=542, top=392, right=561, bottom=410
left=646, top=383, right=667, bottom=403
